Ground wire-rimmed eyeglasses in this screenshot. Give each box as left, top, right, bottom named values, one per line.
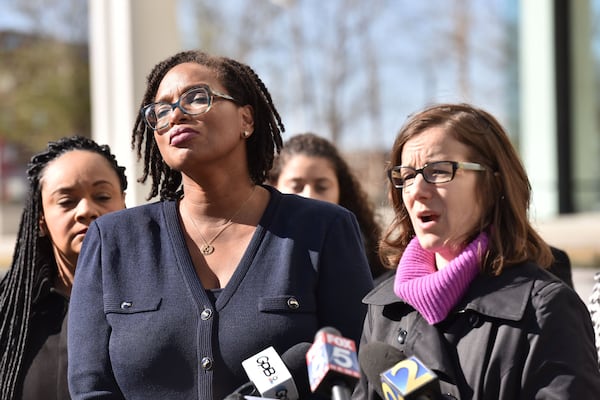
left=388, top=161, right=486, bottom=189
left=141, top=85, right=238, bottom=130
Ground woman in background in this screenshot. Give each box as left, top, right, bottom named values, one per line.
left=269, top=132, right=387, bottom=281
left=0, top=136, right=127, bottom=399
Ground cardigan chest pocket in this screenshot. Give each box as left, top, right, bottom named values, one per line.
left=104, top=297, right=162, bottom=315
left=259, top=295, right=316, bottom=314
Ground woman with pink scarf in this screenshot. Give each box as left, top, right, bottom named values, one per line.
left=352, top=103, right=600, bottom=399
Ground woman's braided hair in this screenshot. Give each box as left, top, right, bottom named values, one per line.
left=132, top=50, right=285, bottom=201
left=0, top=135, right=127, bottom=398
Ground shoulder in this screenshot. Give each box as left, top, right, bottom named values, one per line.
left=465, top=261, right=584, bottom=321
left=267, top=185, right=350, bottom=215
left=265, top=185, right=358, bottom=227
left=87, top=201, right=174, bottom=242
left=93, top=201, right=169, bottom=227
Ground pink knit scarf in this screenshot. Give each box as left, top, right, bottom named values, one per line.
left=393, top=231, right=489, bottom=325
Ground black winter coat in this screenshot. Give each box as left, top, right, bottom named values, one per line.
left=352, top=262, right=600, bottom=399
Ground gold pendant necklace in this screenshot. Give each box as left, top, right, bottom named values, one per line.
left=186, top=186, right=257, bottom=256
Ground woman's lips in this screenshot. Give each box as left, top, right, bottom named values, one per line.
left=415, top=211, right=439, bottom=230
left=74, top=228, right=88, bottom=238
left=169, top=128, right=198, bottom=146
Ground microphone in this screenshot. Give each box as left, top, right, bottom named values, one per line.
left=228, top=342, right=312, bottom=400
left=305, top=327, right=361, bottom=400
left=358, top=342, right=406, bottom=399
left=358, top=342, right=442, bottom=400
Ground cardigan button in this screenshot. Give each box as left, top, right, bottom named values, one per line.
left=200, top=308, right=213, bottom=320
left=287, top=297, right=300, bottom=310
left=120, top=301, right=132, bottom=309
left=201, top=357, right=213, bottom=370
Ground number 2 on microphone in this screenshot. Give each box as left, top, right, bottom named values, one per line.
left=381, top=357, right=436, bottom=400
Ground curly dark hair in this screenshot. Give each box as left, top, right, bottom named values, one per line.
left=0, top=135, right=127, bottom=398
left=381, top=103, right=552, bottom=275
left=269, top=133, right=386, bottom=279
left=132, top=50, right=285, bottom=201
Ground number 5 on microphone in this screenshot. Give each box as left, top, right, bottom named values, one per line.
left=331, top=346, right=355, bottom=369
left=380, top=356, right=438, bottom=400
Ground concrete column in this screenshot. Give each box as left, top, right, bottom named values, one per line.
left=519, top=0, right=557, bottom=220
left=571, top=0, right=600, bottom=211
left=88, top=0, right=180, bottom=206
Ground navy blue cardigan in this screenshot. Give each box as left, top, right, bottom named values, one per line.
left=68, top=187, right=373, bottom=399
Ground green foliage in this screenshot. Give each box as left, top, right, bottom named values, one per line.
left=0, top=32, right=90, bottom=152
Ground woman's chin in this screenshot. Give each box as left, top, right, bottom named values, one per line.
left=415, top=233, right=443, bottom=252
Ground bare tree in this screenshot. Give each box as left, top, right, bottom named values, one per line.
left=453, top=0, right=471, bottom=99
left=0, top=0, right=90, bottom=151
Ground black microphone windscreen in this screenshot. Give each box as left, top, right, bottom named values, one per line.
left=281, top=342, right=312, bottom=397
left=358, top=342, right=406, bottom=398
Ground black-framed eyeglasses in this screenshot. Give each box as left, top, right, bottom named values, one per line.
left=141, top=85, right=238, bottom=130
left=388, top=161, right=486, bottom=189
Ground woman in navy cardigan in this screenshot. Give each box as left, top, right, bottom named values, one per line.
left=67, top=50, right=374, bottom=400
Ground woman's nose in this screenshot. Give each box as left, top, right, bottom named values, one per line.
left=300, top=186, right=314, bottom=199
left=168, top=106, right=190, bottom=127
left=75, top=199, right=100, bottom=222
left=407, top=174, right=432, bottom=198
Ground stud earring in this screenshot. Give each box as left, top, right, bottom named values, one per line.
left=242, top=131, right=251, bottom=138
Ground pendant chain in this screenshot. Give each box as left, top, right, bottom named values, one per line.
left=186, top=186, right=257, bottom=255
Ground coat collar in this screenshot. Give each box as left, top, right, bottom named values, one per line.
left=362, top=262, right=558, bottom=386
left=363, top=262, right=553, bottom=322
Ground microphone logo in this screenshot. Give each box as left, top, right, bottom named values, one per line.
left=380, top=356, right=438, bottom=400
left=241, top=346, right=300, bottom=400
left=256, top=355, right=278, bottom=383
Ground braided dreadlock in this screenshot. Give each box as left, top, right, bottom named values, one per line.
left=269, top=133, right=386, bottom=279
left=132, top=50, right=285, bottom=201
left=0, top=135, right=127, bottom=399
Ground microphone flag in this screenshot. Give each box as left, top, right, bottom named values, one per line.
left=241, top=346, right=299, bottom=400
left=306, top=328, right=360, bottom=395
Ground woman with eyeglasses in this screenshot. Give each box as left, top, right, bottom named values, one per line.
left=67, top=50, right=373, bottom=400
left=0, top=136, right=127, bottom=400
left=352, top=103, right=600, bottom=399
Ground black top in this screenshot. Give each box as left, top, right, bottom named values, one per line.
left=16, top=276, right=70, bottom=400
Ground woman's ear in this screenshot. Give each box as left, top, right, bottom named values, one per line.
left=39, top=216, right=47, bottom=237
left=240, top=105, right=254, bottom=135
